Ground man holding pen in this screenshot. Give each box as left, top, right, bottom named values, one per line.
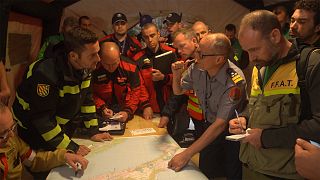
left=168, top=33, right=247, bottom=179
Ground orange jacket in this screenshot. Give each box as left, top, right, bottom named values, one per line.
left=92, top=56, right=150, bottom=119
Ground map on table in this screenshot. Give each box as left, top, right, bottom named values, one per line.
left=47, top=135, right=208, bottom=180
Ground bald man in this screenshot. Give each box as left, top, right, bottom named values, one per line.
left=168, top=33, right=246, bottom=179
left=192, top=21, right=210, bottom=41
left=92, top=42, right=151, bottom=122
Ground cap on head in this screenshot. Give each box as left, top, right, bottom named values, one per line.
left=139, top=13, right=153, bottom=27
left=112, top=12, right=127, bottom=24
left=163, top=12, right=182, bottom=24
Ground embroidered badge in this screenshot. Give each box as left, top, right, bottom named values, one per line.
left=229, top=87, right=241, bottom=102
left=230, top=71, right=243, bottom=84
left=37, top=84, right=50, bottom=97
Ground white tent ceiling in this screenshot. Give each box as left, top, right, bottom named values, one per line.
left=62, top=0, right=250, bottom=38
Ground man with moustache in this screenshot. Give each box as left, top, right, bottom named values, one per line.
left=163, top=12, right=183, bottom=47
left=100, top=13, right=142, bottom=58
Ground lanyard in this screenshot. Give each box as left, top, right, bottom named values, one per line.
left=0, top=154, right=8, bottom=180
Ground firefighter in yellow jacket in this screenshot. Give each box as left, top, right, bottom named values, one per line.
left=0, top=102, right=88, bottom=180
left=12, top=27, right=112, bottom=157
left=229, top=10, right=302, bottom=179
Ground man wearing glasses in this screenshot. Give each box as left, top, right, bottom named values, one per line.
left=168, top=33, right=247, bottom=179
left=0, top=102, right=88, bottom=179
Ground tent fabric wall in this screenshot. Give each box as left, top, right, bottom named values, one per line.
left=62, top=0, right=249, bottom=38
left=6, top=12, right=42, bottom=106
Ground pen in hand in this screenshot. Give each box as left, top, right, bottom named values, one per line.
left=75, top=162, right=80, bottom=176
left=235, top=109, right=244, bottom=133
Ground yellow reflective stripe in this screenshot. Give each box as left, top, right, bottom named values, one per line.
left=16, top=92, right=30, bottom=110
left=251, top=88, right=300, bottom=97
left=188, top=96, right=200, bottom=104
left=84, top=118, right=98, bottom=128
left=187, top=103, right=202, bottom=113
left=81, top=105, right=96, bottom=113
left=57, top=134, right=71, bottom=149
left=26, top=60, right=39, bottom=79
left=81, top=79, right=90, bottom=89
left=264, top=88, right=300, bottom=96
left=11, top=110, right=27, bottom=129
left=59, top=85, right=80, bottom=97
left=41, top=125, right=62, bottom=141
left=250, top=89, right=261, bottom=97
left=56, top=116, right=69, bottom=125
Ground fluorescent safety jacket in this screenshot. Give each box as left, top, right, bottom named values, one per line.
left=0, top=135, right=67, bottom=180
left=240, top=50, right=301, bottom=179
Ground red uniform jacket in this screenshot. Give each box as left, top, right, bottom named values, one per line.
left=99, top=33, right=142, bottom=58
left=92, top=56, right=150, bottom=120
left=132, top=43, right=177, bottom=113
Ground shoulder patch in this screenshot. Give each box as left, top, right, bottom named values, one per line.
left=229, top=86, right=241, bottom=102
left=37, top=84, right=50, bottom=97
left=227, top=68, right=244, bottom=85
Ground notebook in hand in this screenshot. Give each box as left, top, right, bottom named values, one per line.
left=152, top=51, right=177, bottom=75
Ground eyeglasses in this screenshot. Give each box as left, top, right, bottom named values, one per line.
left=199, top=52, right=225, bottom=60
left=0, top=123, right=17, bottom=140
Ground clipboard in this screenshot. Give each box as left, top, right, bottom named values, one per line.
left=99, top=120, right=126, bottom=135
left=152, top=51, right=177, bottom=75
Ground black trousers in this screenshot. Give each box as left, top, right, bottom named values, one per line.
left=198, top=122, right=242, bottom=180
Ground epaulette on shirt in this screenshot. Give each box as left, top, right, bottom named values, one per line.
left=227, top=68, right=244, bottom=85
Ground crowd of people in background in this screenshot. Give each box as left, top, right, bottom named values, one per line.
left=0, top=0, right=319, bottom=179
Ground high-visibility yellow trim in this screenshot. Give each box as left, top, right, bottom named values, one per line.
left=84, top=118, right=98, bottom=128
left=11, top=110, right=27, bottom=129
left=234, top=55, right=239, bottom=61
left=250, top=89, right=262, bottom=97
left=16, top=92, right=30, bottom=110
left=41, top=125, right=62, bottom=141
left=81, top=79, right=90, bottom=89
left=264, top=88, right=300, bottom=96
left=187, top=103, right=203, bottom=113
left=59, top=85, right=80, bottom=97
left=56, top=116, right=69, bottom=125
left=81, top=105, right=96, bottom=113
left=251, top=88, right=300, bottom=97
left=188, top=96, right=200, bottom=104
left=26, top=60, right=39, bottom=79
left=56, top=134, right=71, bottom=149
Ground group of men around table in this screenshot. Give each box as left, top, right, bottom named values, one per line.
left=0, top=0, right=320, bottom=179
